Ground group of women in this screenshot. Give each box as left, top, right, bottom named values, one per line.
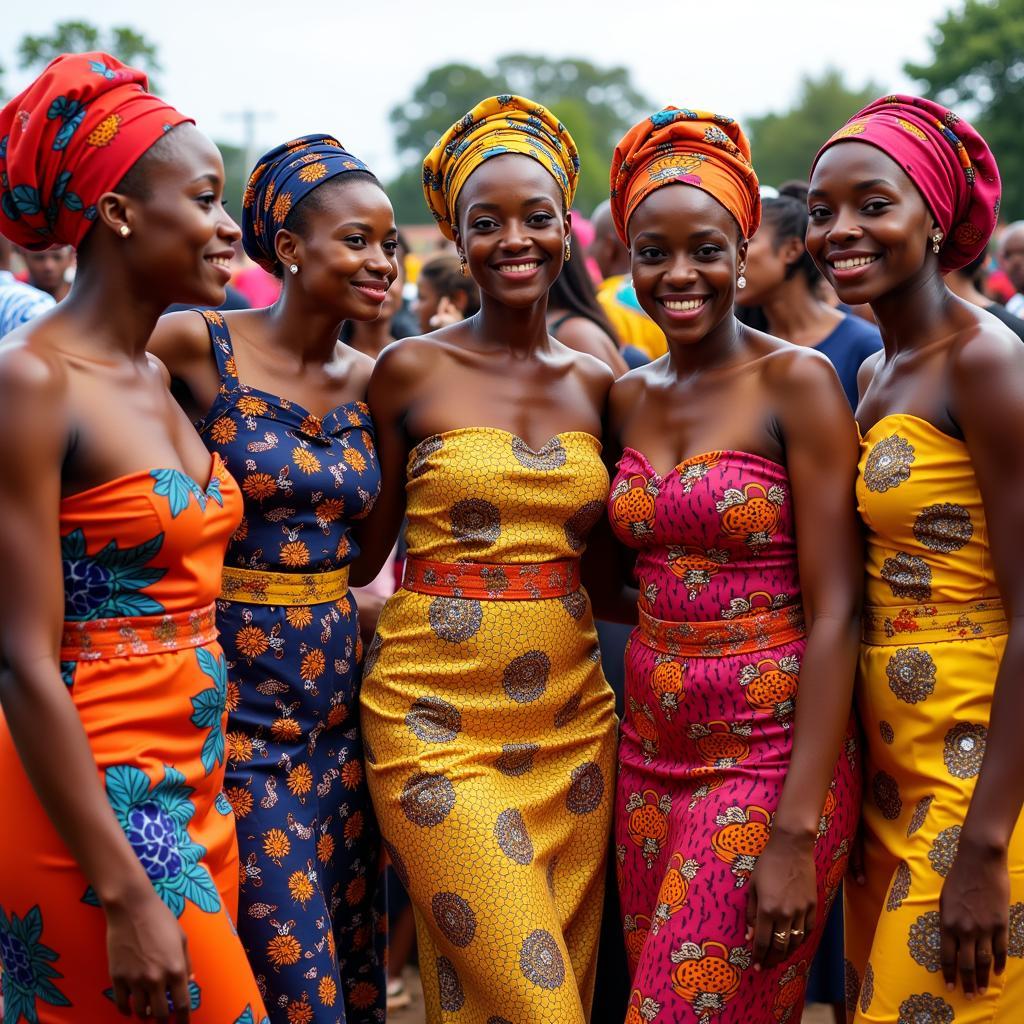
left=0, top=49, right=1021, bottom=1024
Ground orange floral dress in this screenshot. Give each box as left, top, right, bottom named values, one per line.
left=0, top=455, right=268, bottom=1023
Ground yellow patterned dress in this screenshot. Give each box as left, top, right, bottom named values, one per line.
left=847, top=413, right=1024, bottom=1022
left=361, top=428, right=618, bottom=1023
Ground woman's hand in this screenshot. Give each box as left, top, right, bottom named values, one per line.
left=105, top=886, right=193, bottom=1021
left=746, top=827, right=818, bottom=970
left=939, top=838, right=1009, bottom=997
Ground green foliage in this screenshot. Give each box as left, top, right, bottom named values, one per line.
left=18, top=21, right=162, bottom=90
left=746, top=69, right=882, bottom=189
left=905, top=0, right=1024, bottom=219
left=386, top=55, right=653, bottom=224
left=218, top=141, right=248, bottom=222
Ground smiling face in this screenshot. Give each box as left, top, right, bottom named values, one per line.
left=453, top=154, right=568, bottom=308
left=806, top=141, right=938, bottom=305
left=628, top=183, right=745, bottom=344
left=112, top=123, right=241, bottom=307
left=276, top=176, right=399, bottom=322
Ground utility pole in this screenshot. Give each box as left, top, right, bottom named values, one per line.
left=226, top=109, right=274, bottom=175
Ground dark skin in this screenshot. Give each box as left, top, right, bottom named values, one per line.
left=20, top=244, right=75, bottom=300
left=808, top=141, right=1024, bottom=999
left=0, top=122, right=240, bottom=1022
left=351, top=154, right=625, bottom=622
left=149, top=177, right=398, bottom=428
left=607, top=183, right=862, bottom=971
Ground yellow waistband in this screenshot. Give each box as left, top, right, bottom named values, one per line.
left=864, top=598, right=1006, bottom=645
left=220, top=565, right=350, bottom=606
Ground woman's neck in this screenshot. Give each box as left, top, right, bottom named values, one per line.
left=666, top=313, right=745, bottom=378
left=760, top=276, right=844, bottom=347
left=870, top=268, right=956, bottom=355
left=264, top=284, right=345, bottom=365
left=473, top=292, right=551, bottom=356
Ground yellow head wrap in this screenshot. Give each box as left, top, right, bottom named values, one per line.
left=422, top=95, right=579, bottom=240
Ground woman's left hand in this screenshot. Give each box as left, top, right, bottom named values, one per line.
left=939, top=838, right=1009, bottom=997
left=746, top=828, right=818, bottom=970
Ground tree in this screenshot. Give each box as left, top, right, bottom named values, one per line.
left=387, top=55, right=653, bottom=224
left=906, top=0, right=1024, bottom=219
left=18, top=21, right=162, bottom=90
left=746, top=70, right=882, bottom=189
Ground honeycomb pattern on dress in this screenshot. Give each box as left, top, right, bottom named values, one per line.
left=362, top=428, right=618, bottom=1023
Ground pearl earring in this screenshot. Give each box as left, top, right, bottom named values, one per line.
left=119, top=225, right=131, bottom=238
left=931, top=232, right=943, bottom=254
left=289, top=263, right=299, bottom=275
left=737, top=265, right=747, bottom=289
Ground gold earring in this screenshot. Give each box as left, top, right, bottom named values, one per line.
left=932, top=232, right=943, bottom=254
left=459, top=254, right=468, bottom=276
left=564, top=240, right=572, bottom=263
left=119, top=225, right=131, bottom=238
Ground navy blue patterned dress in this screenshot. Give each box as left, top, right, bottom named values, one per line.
left=194, top=310, right=384, bottom=1024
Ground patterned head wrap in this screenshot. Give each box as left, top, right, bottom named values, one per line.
left=0, top=52, right=191, bottom=251
left=610, top=107, right=760, bottom=245
left=241, top=134, right=373, bottom=271
left=812, top=94, right=1001, bottom=272
left=422, top=95, right=579, bottom=240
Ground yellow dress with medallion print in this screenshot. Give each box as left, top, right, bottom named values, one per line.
left=847, top=414, right=1024, bottom=1023
left=361, top=428, right=617, bottom=1024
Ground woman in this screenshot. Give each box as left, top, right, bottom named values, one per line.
left=149, top=136, right=395, bottom=1023
left=343, top=231, right=417, bottom=360
left=606, top=108, right=861, bottom=1023
left=807, top=96, right=1024, bottom=1022
left=354, top=95, right=620, bottom=1023
left=412, top=252, right=480, bottom=333
left=0, top=53, right=267, bottom=1022
left=547, top=237, right=630, bottom=376
left=736, top=182, right=881, bottom=409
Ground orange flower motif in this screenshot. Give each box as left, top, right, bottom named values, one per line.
left=236, top=625, right=270, bottom=658
left=263, top=828, right=291, bottom=864
left=232, top=517, right=249, bottom=543
left=335, top=535, right=351, bottom=560
left=327, top=703, right=349, bottom=728
left=272, top=192, right=293, bottom=224
left=242, top=473, right=276, bottom=501
left=288, top=870, right=314, bottom=905
left=293, top=448, right=322, bottom=474
left=344, top=810, right=364, bottom=840
left=346, top=408, right=364, bottom=426
left=225, top=681, right=241, bottom=713
left=210, top=417, right=238, bottom=444
left=318, top=975, right=337, bottom=1006
left=315, top=498, right=344, bottom=523
left=300, top=413, right=324, bottom=436
left=267, top=933, right=302, bottom=968
left=224, top=356, right=239, bottom=377
left=349, top=981, right=379, bottom=1011
left=301, top=648, right=326, bottom=681
left=86, top=113, right=123, bottom=147
left=226, top=731, right=253, bottom=763
left=361, top=430, right=375, bottom=456
left=202, top=309, right=225, bottom=326
left=346, top=877, right=366, bottom=905
left=343, top=448, right=367, bottom=473
left=288, top=763, right=314, bottom=796
left=263, top=180, right=276, bottom=212
left=298, top=161, right=328, bottom=183
left=285, top=606, right=313, bottom=629
left=272, top=717, right=302, bottom=742
left=317, top=833, right=335, bottom=864
left=280, top=540, right=310, bottom=567
left=335, top=595, right=351, bottom=617
left=237, top=396, right=269, bottom=418
left=341, top=759, right=363, bottom=789
left=286, top=996, right=313, bottom=1024
left=225, top=785, right=253, bottom=818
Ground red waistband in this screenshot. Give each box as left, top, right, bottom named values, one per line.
left=638, top=602, right=805, bottom=657
left=61, top=602, right=219, bottom=661
left=402, top=557, right=581, bottom=600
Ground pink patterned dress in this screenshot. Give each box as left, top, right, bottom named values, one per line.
left=610, top=448, right=860, bottom=1024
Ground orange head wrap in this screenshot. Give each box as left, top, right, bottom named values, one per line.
left=610, top=107, right=760, bottom=244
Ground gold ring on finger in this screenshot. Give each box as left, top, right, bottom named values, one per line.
left=773, top=930, right=789, bottom=943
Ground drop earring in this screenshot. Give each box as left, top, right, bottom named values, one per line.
left=931, top=232, right=943, bottom=254
left=564, top=240, right=571, bottom=263
left=737, top=263, right=747, bottom=289
left=289, top=263, right=299, bottom=275
left=459, top=254, right=468, bottom=276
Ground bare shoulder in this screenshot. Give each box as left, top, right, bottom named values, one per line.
left=342, top=343, right=376, bottom=395
left=949, top=315, right=1024, bottom=382
left=0, top=336, right=70, bottom=453
left=857, top=348, right=884, bottom=397
left=760, top=338, right=843, bottom=399
left=149, top=309, right=213, bottom=369
left=371, top=334, right=454, bottom=387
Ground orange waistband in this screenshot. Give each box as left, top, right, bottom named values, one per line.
left=638, top=603, right=805, bottom=657
left=402, top=557, right=581, bottom=600
left=61, top=602, right=219, bottom=661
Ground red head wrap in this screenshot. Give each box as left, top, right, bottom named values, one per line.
left=0, top=52, right=192, bottom=250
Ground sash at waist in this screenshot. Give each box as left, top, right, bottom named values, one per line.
left=638, top=603, right=806, bottom=657
left=61, top=602, right=218, bottom=661
left=220, top=565, right=350, bottom=606
left=863, top=598, right=1006, bottom=645
left=402, top=557, right=581, bottom=600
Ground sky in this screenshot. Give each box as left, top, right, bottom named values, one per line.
left=5, top=0, right=953, bottom=180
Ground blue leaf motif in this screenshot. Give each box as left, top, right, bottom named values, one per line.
left=81, top=886, right=101, bottom=907
left=215, top=791, right=232, bottom=815
left=150, top=469, right=202, bottom=518
left=178, top=865, right=221, bottom=914
left=63, top=191, right=83, bottom=212
left=88, top=60, right=117, bottom=80
left=192, top=648, right=228, bottom=773
left=11, top=185, right=42, bottom=215
left=206, top=474, right=223, bottom=507
left=105, top=764, right=153, bottom=816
